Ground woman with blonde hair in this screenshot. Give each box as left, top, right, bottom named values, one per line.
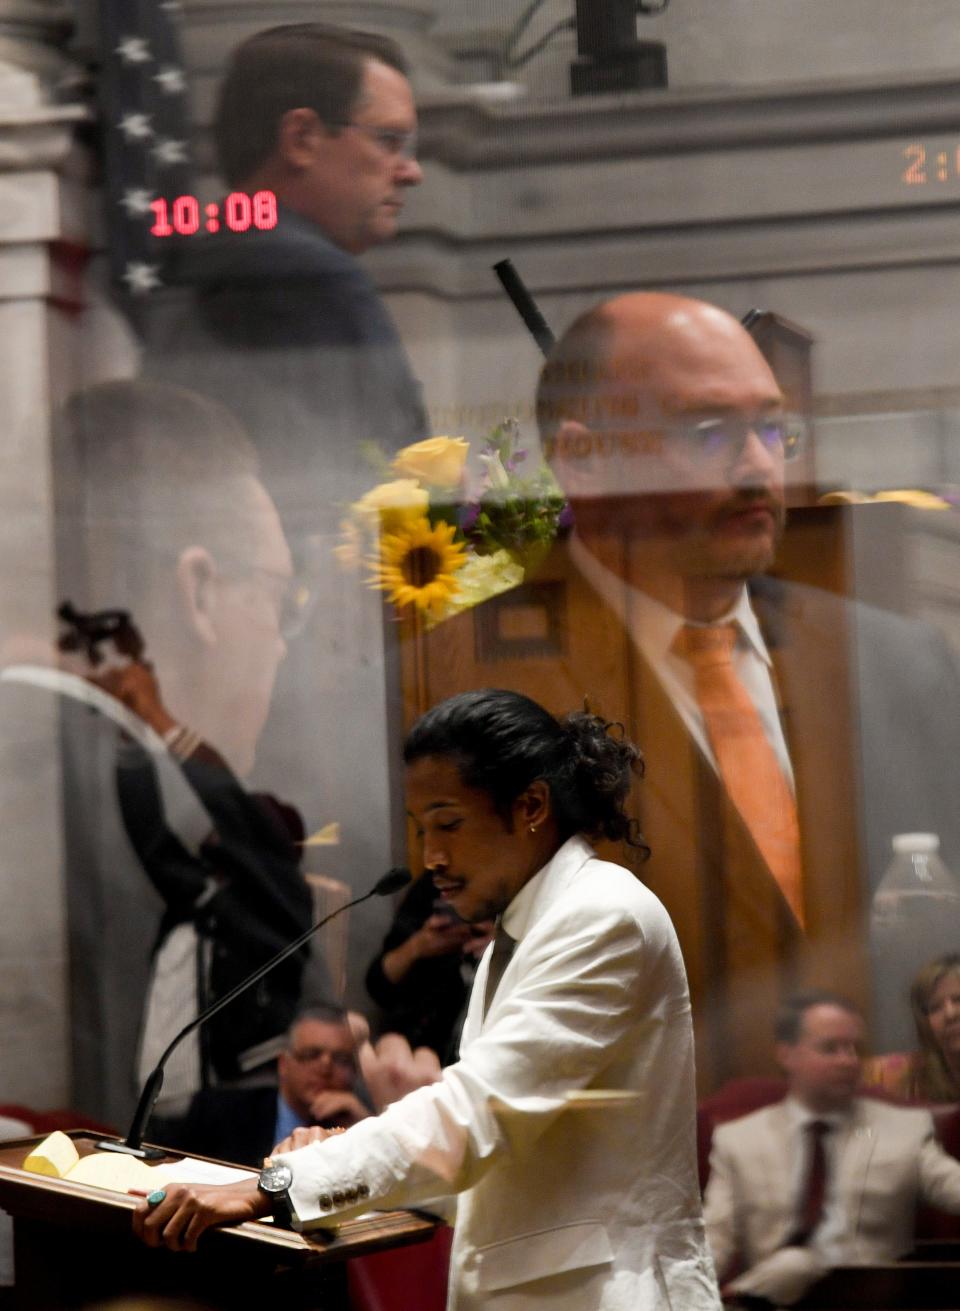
left=865, top=952, right=960, bottom=1102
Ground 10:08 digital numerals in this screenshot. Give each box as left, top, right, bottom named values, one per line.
left=149, top=190, right=278, bottom=237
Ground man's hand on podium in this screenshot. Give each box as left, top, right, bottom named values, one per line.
left=133, top=1179, right=268, bottom=1252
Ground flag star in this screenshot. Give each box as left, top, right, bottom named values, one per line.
left=154, top=65, right=187, bottom=95
left=118, top=112, right=153, bottom=141
left=116, top=36, right=152, bottom=65
left=123, top=262, right=161, bottom=295
left=152, top=137, right=188, bottom=165
left=119, top=189, right=155, bottom=217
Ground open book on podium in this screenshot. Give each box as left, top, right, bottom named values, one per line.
left=0, top=1128, right=438, bottom=1309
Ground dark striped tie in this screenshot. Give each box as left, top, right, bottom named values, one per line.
left=482, top=921, right=515, bottom=1020
left=789, top=1119, right=830, bottom=1245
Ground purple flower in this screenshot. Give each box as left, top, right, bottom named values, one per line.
left=459, top=502, right=480, bottom=533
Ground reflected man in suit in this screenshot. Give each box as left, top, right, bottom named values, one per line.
left=525, top=291, right=960, bottom=1082
left=704, top=991, right=960, bottom=1306
left=7, top=380, right=329, bottom=1125
left=144, top=23, right=431, bottom=952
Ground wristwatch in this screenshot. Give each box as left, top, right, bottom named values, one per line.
left=258, top=1160, right=294, bottom=1226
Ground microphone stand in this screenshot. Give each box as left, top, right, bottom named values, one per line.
left=493, top=259, right=556, bottom=357
left=98, top=867, right=411, bottom=1160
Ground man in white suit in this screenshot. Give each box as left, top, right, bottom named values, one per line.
left=703, top=991, right=960, bottom=1306
left=135, top=690, right=721, bottom=1310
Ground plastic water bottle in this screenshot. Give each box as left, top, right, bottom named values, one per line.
left=869, top=833, right=960, bottom=1049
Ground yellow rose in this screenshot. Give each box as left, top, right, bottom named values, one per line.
left=392, top=436, right=469, bottom=489
left=352, top=479, right=430, bottom=534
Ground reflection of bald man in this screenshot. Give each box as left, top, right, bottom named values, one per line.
left=535, top=293, right=960, bottom=1080
left=526, top=296, right=801, bottom=1080
left=422, top=292, right=960, bottom=1084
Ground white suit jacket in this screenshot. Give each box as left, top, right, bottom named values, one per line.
left=278, top=835, right=720, bottom=1310
left=703, top=1096, right=960, bottom=1304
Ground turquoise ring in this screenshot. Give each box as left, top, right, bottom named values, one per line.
left=147, top=1188, right=167, bottom=1206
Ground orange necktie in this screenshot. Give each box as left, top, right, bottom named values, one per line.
left=673, top=623, right=804, bottom=925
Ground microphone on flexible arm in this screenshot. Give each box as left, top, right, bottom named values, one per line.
left=99, top=866, right=412, bottom=1160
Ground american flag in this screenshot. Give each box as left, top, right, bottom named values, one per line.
left=96, top=0, right=193, bottom=307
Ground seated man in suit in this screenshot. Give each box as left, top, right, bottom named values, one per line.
left=703, top=991, right=960, bottom=1306
left=169, top=1006, right=371, bottom=1167
left=167, top=1006, right=442, bottom=1166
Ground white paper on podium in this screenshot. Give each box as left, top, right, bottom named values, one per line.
left=163, top=1158, right=256, bottom=1186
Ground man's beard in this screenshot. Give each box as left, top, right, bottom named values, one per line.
left=662, top=491, right=786, bottom=581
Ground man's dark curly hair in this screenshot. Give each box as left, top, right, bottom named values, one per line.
left=404, top=688, right=648, bottom=857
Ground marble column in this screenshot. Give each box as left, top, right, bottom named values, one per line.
left=0, top=1, right=75, bottom=92
left=0, top=0, right=84, bottom=1107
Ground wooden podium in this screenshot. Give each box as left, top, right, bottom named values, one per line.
left=0, top=1131, right=438, bottom=1309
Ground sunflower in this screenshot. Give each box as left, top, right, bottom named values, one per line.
left=369, top=517, right=468, bottom=617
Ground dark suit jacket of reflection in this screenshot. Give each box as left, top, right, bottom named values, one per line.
left=414, top=541, right=960, bottom=1087
left=141, top=207, right=428, bottom=924
left=143, top=206, right=427, bottom=540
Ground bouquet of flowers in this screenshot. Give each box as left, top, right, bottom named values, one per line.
left=337, top=419, right=570, bottom=625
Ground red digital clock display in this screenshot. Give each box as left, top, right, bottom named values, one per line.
left=149, top=190, right=278, bottom=237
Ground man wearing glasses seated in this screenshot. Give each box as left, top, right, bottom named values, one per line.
left=167, top=1007, right=372, bottom=1168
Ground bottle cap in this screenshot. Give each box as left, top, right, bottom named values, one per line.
left=891, top=832, right=940, bottom=854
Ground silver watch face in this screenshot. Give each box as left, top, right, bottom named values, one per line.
left=259, top=1162, right=293, bottom=1195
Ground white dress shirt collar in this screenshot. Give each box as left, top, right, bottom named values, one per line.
left=501, top=834, right=595, bottom=945
left=783, top=1093, right=852, bottom=1134
left=568, top=532, right=769, bottom=665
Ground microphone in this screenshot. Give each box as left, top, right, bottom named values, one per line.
left=493, top=259, right=556, bottom=358
left=99, top=866, right=412, bottom=1159
left=371, top=866, right=412, bottom=896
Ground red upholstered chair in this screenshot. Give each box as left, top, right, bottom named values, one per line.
left=696, top=1077, right=788, bottom=1191
left=347, top=1225, right=453, bottom=1311
left=0, top=1104, right=116, bottom=1137
left=916, top=1101, right=960, bottom=1240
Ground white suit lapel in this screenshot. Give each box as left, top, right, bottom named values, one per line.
left=761, top=1102, right=802, bottom=1240
left=834, top=1102, right=877, bottom=1226
left=461, top=836, right=597, bottom=1043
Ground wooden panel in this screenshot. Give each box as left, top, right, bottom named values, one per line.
left=397, top=507, right=875, bottom=1089
left=751, top=310, right=817, bottom=507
